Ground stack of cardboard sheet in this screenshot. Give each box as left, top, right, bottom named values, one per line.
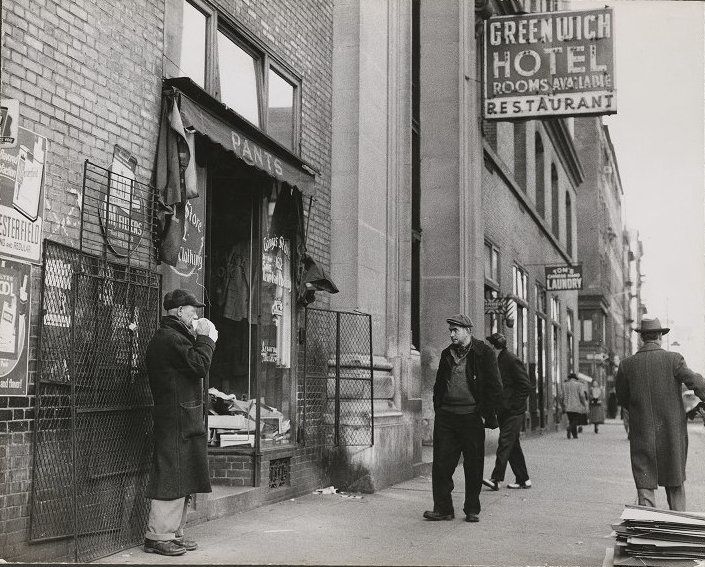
left=608, top=505, right=705, bottom=566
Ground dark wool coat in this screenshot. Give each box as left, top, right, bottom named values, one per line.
left=146, top=316, right=216, bottom=499
left=616, top=342, right=705, bottom=489
left=496, top=349, right=531, bottom=416
left=433, top=337, right=504, bottom=419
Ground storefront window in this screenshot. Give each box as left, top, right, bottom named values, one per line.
left=180, top=1, right=207, bottom=88
left=257, top=189, right=294, bottom=446
left=267, top=69, right=295, bottom=151
left=217, top=30, right=261, bottom=126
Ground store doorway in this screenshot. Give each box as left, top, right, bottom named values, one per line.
left=205, top=155, right=296, bottom=450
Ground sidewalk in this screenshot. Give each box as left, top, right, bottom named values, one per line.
left=98, top=421, right=705, bottom=566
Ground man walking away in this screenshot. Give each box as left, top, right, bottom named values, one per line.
left=423, top=314, right=503, bottom=523
left=562, top=373, right=586, bottom=439
left=482, top=333, right=532, bottom=491
left=616, top=317, right=705, bottom=511
left=144, top=289, right=219, bottom=555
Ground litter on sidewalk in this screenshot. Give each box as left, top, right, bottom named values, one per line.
left=312, top=486, right=363, bottom=499
left=607, top=505, right=705, bottom=566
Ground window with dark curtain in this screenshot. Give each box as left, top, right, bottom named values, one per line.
left=411, top=0, right=421, bottom=350
left=535, top=134, right=545, bottom=217
left=551, top=164, right=559, bottom=237
left=565, top=191, right=573, bottom=256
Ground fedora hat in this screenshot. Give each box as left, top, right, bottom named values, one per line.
left=634, top=317, right=670, bottom=335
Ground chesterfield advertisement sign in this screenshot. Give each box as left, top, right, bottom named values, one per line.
left=484, top=8, right=616, bottom=120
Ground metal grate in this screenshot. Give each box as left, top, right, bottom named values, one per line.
left=30, top=164, right=161, bottom=562
left=303, top=308, right=373, bottom=447
left=268, top=458, right=291, bottom=488
left=80, top=160, right=157, bottom=271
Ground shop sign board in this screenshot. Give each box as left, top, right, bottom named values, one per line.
left=0, top=258, right=30, bottom=396
left=0, top=127, right=47, bottom=263
left=483, top=8, right=616, bottom=120
left=545, top=264, right=583, bottom=291
left=99, top=145, right=146, bottom=258
left=0, top=99, right=19, bottom=148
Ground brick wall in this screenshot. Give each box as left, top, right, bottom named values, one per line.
left=0, top=0, right=333, bottom=561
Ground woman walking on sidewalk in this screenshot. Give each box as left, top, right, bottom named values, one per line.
left=561, top=373, right=587, bottom=439
left=589, top=380, right=605, bottom=433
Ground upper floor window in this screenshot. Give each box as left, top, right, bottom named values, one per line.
left=180, top=1, right=207, bottom=88
left=535, top=283, right=546, bottom=314
left=551, top=164, right=559, bottom=237
left=512, top=264, right=528, bottom=302
left=535, top=134, right=545, bottom=218
left=514, top=122, right=526, bottom=191
left=550, top=296, right=560, bottom=324
left=485, top=241, right=500, bottom=285
left=175, top=0, right=301, bottom=153
left=218, top=30, right=261, bottom=126
left=565, top=191, right=573, bottom=256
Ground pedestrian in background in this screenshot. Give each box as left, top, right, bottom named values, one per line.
left=562, top=372, right=587, bottom=439
left=482, top=333, right=533, bottom=491
left=616, top=317, right=705, bottom=511
left=144, top=289, right=219, bottom=556
left=589, top=380, right=605, bottom=434
left=423, top=314, right=503, bottom=523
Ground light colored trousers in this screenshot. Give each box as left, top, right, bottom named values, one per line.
left=637, top=485, right=686, bottom=511
left=145, top=496, right=189, bottom=541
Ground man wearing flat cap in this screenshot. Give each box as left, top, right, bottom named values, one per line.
left=423, top=313, right=503, bottom=523
left=143, top=289, right=219, bottom=555
left=482, top=332, right=532, bottom=491
left=616, top=317, right=705, bottom=510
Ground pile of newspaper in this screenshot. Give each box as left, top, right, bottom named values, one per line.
left=609, top=505, right=705, bottom=566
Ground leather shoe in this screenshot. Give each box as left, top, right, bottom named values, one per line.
left=507, top=480, right=532, bottom=489
left=482, top=478, right=499, bottom=491
left=423, top=510, right=454, bottom=521
left=173, top=537, right=198, bottom=551
left=143, top=539, right=186, bottom=556
left=465, top=513, right=480, bottom=522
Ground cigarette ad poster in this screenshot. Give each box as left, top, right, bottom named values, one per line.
left=0, top=258, right=31, bottom=396
left=483, top=8, right=616, bottom=120
left=0, top=126, right=48, bottom=263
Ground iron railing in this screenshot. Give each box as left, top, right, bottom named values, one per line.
left=303, top=308, right=374, bottom=447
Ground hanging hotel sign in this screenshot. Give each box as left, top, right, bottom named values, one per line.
left=0, top=127, right=47, bottom=263
left=483, top=8, right=616, bottom=120
left=99, top=146, right=146, bottom=258
left=545, top=264, right=583, bottom=291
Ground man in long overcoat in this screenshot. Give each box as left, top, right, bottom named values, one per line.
left=616, top=317, right=705, bottom=510
left=423, top=314, right=503, bottom=523
left=482, top=333, right=533, bottom=491
left=144, top=289, right=218, bottom=555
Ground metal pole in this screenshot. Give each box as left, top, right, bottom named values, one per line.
left=302, top=309, right=308, bottom=445
left=334, top=312, right=341, bottom=447
left=70, top=272, right=78, bottom=561
left=368, top=313, right=374, bottom=446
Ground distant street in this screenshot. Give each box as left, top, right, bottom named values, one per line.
left=99, top=420, right=705, bottom=566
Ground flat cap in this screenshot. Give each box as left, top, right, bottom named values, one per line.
left=163, top=288, right=206, bottom=311
left=446, top=313, right=473, bottom=328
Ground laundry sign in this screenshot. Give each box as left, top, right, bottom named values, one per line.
left=545, top=264, right=583, bottom=291
left=484, top=8, right=616, bottom=119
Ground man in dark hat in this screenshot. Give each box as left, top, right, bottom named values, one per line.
left=616, top=317, right=705, bottom=510
left=143, top=289, right=218, bottom=555
left=423, top=314, right=503, bottom=523
left=482, top=332, right=532, bottom=491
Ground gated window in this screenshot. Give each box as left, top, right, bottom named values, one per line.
left=30, top=162, right=160, bottom=562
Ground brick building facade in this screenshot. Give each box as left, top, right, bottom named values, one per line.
left=0, top=0, right=338, bottom=561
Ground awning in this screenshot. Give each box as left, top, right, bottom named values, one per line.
left=163, top=77, right=317, bottom=196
